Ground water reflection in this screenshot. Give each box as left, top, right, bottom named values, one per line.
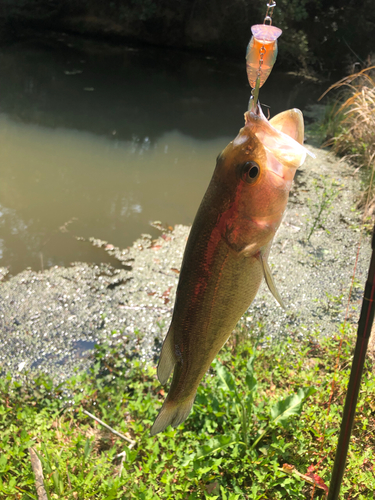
left=0, top=36, right=326, bottom=275
left=0, top=35, right=325, bottom=141
left=0, top=113, right=229, bottom=274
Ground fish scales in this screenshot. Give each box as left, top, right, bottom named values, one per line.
left=151, top=104, right=311, bottom=436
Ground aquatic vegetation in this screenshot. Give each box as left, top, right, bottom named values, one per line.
left=1, top=320, right=375, bottom=498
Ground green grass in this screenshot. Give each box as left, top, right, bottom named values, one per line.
left=1, top=317, right=375, bottom=499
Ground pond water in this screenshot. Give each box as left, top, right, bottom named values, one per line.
left=0, top=34, right=327, bottom=275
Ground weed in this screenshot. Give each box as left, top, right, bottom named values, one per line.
left=305, top=176, right=340, bottom=242
left=1, top=323, right=374, bottom=498
left=320, top=67, right=375, bottom=214
left=187, top=355, right=315, bottom=462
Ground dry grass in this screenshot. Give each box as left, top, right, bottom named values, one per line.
left=320, top=67, right=375, bottom=213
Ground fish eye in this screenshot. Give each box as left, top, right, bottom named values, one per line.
left=241, top=161, right=260, bottom=184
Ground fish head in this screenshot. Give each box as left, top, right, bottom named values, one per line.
left=212, top=104, right=310, bottom=252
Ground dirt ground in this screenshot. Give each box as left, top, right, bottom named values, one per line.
left=0, top=137, right=372, bottom=382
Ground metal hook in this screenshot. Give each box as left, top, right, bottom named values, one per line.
left=251, top=76, right=261, bottom=111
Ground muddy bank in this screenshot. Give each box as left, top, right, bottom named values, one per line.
left=0, top=140, right=371, bottom=382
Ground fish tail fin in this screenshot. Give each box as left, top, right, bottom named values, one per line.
left=157, top=326, right=176, bottom=385
left=150, top=394, right=195, bottom=436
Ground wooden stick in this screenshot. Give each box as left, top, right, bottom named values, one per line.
left=117, top=451, right=126, bottom=477
left=82, top=409, right=136, bottom=447
left=29, top=448, right=48, bottom=500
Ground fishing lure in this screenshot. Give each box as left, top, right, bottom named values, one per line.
left=246, top=2, right=282, bottom=107
left=246, top=24, right=282, bottom=89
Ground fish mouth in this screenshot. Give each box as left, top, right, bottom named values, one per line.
left=245, top=103, right=303, bottom=144
left=245, top=104, right=313, bottom=170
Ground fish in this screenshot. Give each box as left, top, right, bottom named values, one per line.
left=150, top=103, right=311, bottom=436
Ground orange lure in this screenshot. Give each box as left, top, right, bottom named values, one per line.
left=246, top=24, right=282, bottom=90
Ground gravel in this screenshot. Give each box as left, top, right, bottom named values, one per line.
left=0, top=142, right=371, bottom=383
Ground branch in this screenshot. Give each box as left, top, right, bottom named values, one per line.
left=29, top=448, right=48, bottom=500
left=82, top=409, right=136, bottom=448
left=117, top=451, right=126, bottom=477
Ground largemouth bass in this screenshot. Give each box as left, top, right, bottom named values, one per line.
left=150, top=104, right=311, bottom=436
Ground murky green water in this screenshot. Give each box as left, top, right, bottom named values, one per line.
left=0, top=35, right=326, bottom=275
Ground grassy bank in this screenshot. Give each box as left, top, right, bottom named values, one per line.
left=320, top=67, right=375, bottom=216
left=1, top=315, right=375, bottom=499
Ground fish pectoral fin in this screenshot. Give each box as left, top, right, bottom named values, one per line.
left=157, top=327, right=177, bottom=385
left=150, top=393, right=195, bottom=436
left=260, top=254, right=285, bottom=309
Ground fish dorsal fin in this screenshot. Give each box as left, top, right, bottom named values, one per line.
left=157, top=326, right=177, bottom=385
left=260, top=253, right=285, bottom=309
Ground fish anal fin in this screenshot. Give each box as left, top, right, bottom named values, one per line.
left=150, top=394, right=195, bottom=436
left=157, top=327, right=176, bottom=385
left=260, top=254, right=285, bottom=309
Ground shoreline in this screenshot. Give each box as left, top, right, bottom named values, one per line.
left=0, top=141, right=371, bottom=382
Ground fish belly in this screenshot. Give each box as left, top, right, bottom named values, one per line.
left=172, top=239, right=263, bottom=396
left=150, top=237, right=263, bottom=435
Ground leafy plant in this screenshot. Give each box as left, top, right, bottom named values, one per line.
left=188, top=356, right=315, bottom=463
